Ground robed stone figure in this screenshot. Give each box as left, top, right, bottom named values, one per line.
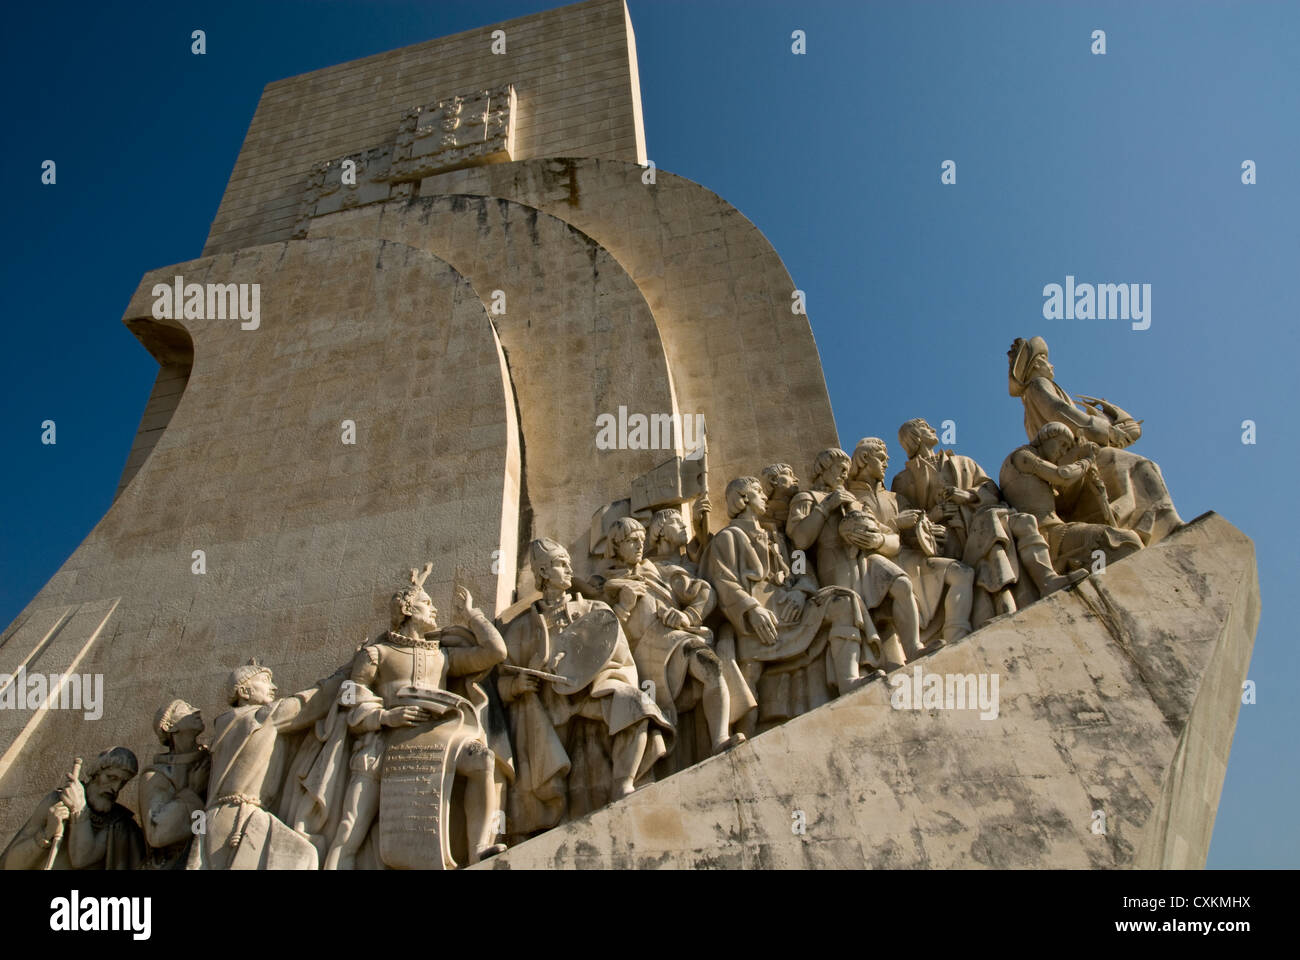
left=139, top=700, right=210, bottom=869
left=593, top=516, right=750, bottom=761
left=500, top=538, right=671, bottom=842
left=701, top=476, right=872, bottom=735
left=187, top=661, right=344, bottom=869
left=1, top=747, right=143, bottom=870
left=321, top=571, right=509, bottom=870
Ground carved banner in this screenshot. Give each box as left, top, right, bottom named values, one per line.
left=378, top=715, right=464, bottom=870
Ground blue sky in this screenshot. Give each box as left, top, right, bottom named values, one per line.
left=1, top=0, right=1295, bottom=867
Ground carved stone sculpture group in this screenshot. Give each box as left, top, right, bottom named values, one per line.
left=1, top=337, right=1183, bottom=869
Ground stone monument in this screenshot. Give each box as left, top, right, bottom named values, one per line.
left=0, top=0, right=1257, bottom=870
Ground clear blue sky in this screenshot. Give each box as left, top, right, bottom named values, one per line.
left=1, top=0, right=1295, bottom=867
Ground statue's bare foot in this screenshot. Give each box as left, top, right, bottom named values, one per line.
left=477, top=842, right=507, bottom=861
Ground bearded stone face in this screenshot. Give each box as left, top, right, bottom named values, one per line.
left=404, top=589, right=439, bottom=634
left=86, top=768, right=131, bottom=813
left=660, top=514, right=688, bottom=548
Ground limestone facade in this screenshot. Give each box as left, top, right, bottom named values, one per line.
left=0, top=0, right=1255, bottom=870
left=0, top=0, right=841, bottom=846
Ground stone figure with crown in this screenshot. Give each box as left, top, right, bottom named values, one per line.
left=320, top=564, right=510, bottom=870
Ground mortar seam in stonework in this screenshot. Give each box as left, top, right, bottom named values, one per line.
left=1, top=607, right=76, bottom=679
left=0, top=610, right=34, bottom=653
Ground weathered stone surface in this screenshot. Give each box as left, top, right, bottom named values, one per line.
left=0, top=599, right=120, bottom=776
left=292, top=85, right=519, bottom=238
left=203, top=0, right=647, bottom=256
left=481, top=513, right=1257, bottom=869
left=0, top=0, right=1251, bottom=870
left=0, top=237, right=521, bottom=837
left=418, top=158, right=842, bottom=507
left=307, top=194, right=680, bottom=578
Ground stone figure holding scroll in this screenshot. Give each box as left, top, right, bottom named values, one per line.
left=1, top=747, right=143, bottom=870
left=500, top=538, right=672, bottom=840
left=322, top=569, right=508, bottom=870
left=1008, top=336, right=1181, bottom=545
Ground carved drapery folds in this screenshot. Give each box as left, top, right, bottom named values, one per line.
left=2, top=338, right=1183, bottom=868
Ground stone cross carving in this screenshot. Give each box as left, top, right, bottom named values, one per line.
left=293, top=84, right=516, bottom=237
